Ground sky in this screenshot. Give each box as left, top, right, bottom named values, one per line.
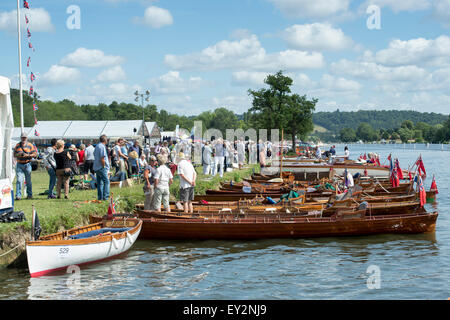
left=1, top=0, right=450, bottom=116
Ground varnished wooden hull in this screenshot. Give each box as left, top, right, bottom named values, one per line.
left=136, top=212, right=438, bottom=240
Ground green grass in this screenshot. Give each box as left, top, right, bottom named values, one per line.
left=0, top=164, right=258, bottom=238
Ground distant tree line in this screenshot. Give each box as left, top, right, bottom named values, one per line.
left=10, top=71, right=318, bottom=143
left=314, top=109, right=448, bottom=132
left=339, top=119, right=450, bottom=143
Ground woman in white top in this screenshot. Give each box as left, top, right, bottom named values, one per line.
left=151, top=154, right=173, bottom=212
left=344, top=146, right=350, bottom=159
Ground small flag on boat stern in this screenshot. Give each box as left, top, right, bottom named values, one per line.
left=32, top=206, right=41, bottom=240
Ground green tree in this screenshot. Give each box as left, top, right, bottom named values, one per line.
left=340, top=128, right=357, bottom=142
left=248, top=71, right=316, bottom=145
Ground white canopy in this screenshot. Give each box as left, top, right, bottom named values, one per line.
left=0, top=76, right=15, bottom=184
left=26, top=120, right=148, bottom=142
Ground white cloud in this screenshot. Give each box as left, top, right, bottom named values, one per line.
left=94, top=65, right=126, bottom=83
left=268, top=0, right=351, bottom=19
left=231, top=71, right=269, bottom=86
left=60, top=48, right=125, bottom=68
left=360, top=0, right=431, bottom=13
left=133, top=6, right=173, bottom=28
left=164, top=35, right=325, bottom=71
left=0, top=8, right=53, bottom=33
left=148, top=71, right=205, bottom=95
left=432, top=0, right=450, bottom=28
left=282, top=23, right=354, bottom=51
left=330, top=59, right=429, bottom=81
left=368, top=35, right=450, bottom=67
left=41, top=65, right=81, bottom=86
left=320, top=74, right=362, bottom=91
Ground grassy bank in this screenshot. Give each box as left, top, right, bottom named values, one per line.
left=0, top=164, right=258, bottom=265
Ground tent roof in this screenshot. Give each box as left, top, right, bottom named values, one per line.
left=145, top=122, right=160, bottom=138
left=33, top=121, right=73, bottom=139
left=101, top=120, right=146, bottom=138
left=64, top=121, right=108, bottom=139
left=12, top=127, right=33, bottom=139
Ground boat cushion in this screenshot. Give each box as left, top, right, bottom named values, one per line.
left=69, top=227, right=131, bottom=239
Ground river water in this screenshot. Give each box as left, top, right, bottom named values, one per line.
left=0, top=144, right=448, bottom=300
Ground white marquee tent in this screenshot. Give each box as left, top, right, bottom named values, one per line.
left=0, top=76, right=14, bottom=184
left=23, top=120, right=150, bottom=143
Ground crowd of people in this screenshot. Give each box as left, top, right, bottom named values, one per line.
left=13, top=133, right=275, bottom=214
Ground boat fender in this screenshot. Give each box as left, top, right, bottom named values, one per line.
left=111, top=236, right=119, bottom=249
left=126, top=232, right=133, bottom=243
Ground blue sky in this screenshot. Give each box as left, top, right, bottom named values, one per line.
left=1, top=0, right=450, bottom=115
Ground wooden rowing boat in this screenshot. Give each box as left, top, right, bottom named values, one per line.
left=26, top=217, right=142, bottom=277
left=128, top=211, right=438, bottom=240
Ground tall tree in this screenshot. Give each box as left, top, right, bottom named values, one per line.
left=248, top=71, right=316, bottom=145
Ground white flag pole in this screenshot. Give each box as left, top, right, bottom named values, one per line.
left=17, top=0, right=24, bottom=133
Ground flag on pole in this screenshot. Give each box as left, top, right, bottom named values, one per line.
left=417, top=175, right=426, bottom=207
left=31, top=207, right=42, bottom=240
left=416, top=156, right=426, bottom=177
left=395, top=158, right=404, bottom=180
left=430, top=176, right=438, bottom=194
left=107, top=196, right=116, bottom=218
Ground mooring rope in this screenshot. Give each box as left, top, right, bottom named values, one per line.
left=0, top=244, right=23, bottom=258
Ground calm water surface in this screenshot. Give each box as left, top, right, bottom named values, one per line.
left=0, top=144, right=448, bottom=299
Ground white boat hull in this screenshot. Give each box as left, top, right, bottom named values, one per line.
left=26, top=223, right=141, bottom=277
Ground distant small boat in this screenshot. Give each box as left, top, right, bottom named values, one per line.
left=26, top=217, right=142, bottom=277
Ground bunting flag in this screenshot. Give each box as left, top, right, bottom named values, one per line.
left=430, top=175, right=438, bottom=194
left=364, top=168, right=368, bottom=177
left=24, top=1, right=39, bottom=134
left=417, top=175, right=427, bottom=207
left=408, top=170, right=413, bottom=181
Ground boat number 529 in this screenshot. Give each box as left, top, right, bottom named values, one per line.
left=59, top=247, right=69, bottom=254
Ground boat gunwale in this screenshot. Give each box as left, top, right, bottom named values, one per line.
left=26, top=219, right=142, bottom=247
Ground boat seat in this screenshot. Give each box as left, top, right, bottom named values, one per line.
left=68, top=227, right=131, bottom=239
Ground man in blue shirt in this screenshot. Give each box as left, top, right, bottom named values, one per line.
left=93, top=134, right=110, bottom=200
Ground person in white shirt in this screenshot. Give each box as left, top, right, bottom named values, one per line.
left=138, top=154, right=148, bottom=171
left=346, top=170, right=354, bottom=188
left=83, top=141, right=95, bottom=181
left=344, top=146, right=350, bottom=158
left=177, top=152, right=197, bottom=213
left=151, top=154, right=173, bottom=212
